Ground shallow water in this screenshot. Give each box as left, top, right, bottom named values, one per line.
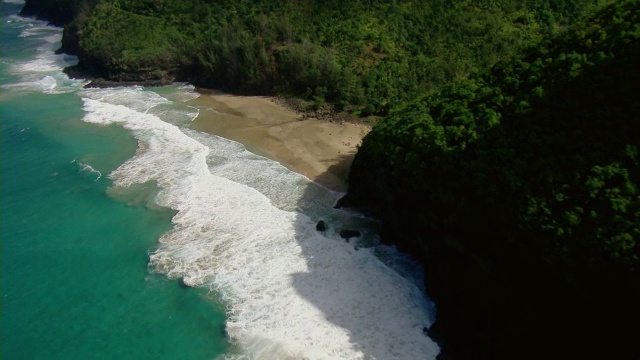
left=1, top=4, right=229, bottom=359
left=1, top=2, right=439, bottom=358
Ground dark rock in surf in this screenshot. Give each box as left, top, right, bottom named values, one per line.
left=20, top=0, right=75, bottom=27
left=334, top=194, right=352, bottom=209
left=339, top=230, right=361, bottom=240
left=423, top=326, right=430, bottom=336
left=316, top=220, right=327, bottom=232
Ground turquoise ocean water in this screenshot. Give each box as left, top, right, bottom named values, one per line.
left=1, top=2, right=229, bottom=359
left=1, top=1, right=440, bottom=359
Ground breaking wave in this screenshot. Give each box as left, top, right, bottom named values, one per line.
left=80, top=86, right=439, bottom=359
left=4, top=11, right=440, bottom=357
left=1, top=15, right=85, bottom=95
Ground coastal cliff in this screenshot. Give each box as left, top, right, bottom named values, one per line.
left=19, top=0, right=76, bottom=26
left=343, top=1, right=640, bottom=358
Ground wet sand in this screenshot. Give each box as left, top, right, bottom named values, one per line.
left=187, top=90, right=371, bottom=192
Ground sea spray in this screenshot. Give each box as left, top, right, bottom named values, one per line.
left=80, top=87, right=440, bottom=359
left=2, top=15, right=86, bottom=94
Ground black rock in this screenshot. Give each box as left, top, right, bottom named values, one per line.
left=316, top=220, right=327, bottom=232
left=339, top=230, right=361, bottom=240
left=333, top=195, right=352, bottom=209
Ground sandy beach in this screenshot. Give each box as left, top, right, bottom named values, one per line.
left=187, top=90, right=371, bottom=192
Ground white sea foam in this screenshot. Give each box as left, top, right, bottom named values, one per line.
left=182, top=128, right=382, bottom=244
left=148, top=103, right=199, bottom=126
left=18, top=22, right=56, bottom=38
left=2, top=68, right=84, bottom=95
left=159, top=83, right=201, bottom=103
left=2, top=18, right=85, bottom=95
left=18, top=55, right=59, bottom=72
left=2, top=0, right=25, bottom=5
left=38, top=75, right=56, bottom=90
left=144, top=85, right=201, bottom=125
left=83, top=86, right=170, bottom=113
left=72, top=159, right=102, bottom=181
left=185, top=128, right=336, bottom=212
left=81, top=87, right=440, bottom=359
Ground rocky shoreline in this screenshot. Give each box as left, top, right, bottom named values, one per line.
left=64, top=63, right=377, bottom=129
left=63, top=65, right=175, bottom=88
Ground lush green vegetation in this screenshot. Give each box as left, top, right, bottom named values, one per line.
left=360, top=0, right=639, bottom=272
left=33, top=0, right=611, bottom=113
left=348, top=1, right=639, bottom=358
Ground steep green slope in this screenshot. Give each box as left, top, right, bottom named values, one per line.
left=24, top=0, right=611, bottom=113
left=345, top=1, right=639, bottom=358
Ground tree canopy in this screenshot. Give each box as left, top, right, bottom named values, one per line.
left=27, top=0, right=614, bottom=114
left=348, top=1, right=639, bottom=357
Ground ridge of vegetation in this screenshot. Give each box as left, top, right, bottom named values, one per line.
left=25, top=0, right=611, bottom=114
left=346, top=1, right=639, bottom=358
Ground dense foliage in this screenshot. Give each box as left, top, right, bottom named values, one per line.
left=29, top=0, right=611, bottom=113
left=362, top=0, right=640, bottom=271
left=349, top=1, right=639, bottom=358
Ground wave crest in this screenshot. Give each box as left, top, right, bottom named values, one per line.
left=81, top=87, right=440, bottom=359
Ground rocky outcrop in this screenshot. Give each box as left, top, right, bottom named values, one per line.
left=58, top=22, right=80, bottom=55
left=20, top=0, right=75, bottom=26
left=63, top=65, right=175, bottom=88
left=339, top=230, right=361, bottom=240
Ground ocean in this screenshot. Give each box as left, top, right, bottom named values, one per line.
left=0, top=1, right=439, bottom=359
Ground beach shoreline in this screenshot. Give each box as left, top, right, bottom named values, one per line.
left=187, top=89, right=371, bottom=192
